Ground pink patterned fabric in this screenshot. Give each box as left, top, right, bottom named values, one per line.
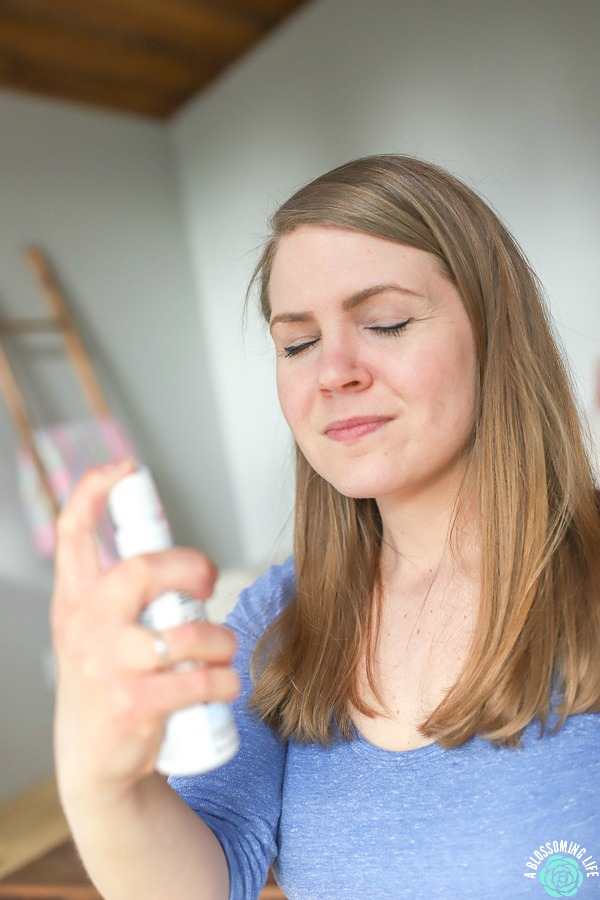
left=17, top=416, right=137, bottom=568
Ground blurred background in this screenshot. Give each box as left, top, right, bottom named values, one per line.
left=0, top=0, right=599, bottom=810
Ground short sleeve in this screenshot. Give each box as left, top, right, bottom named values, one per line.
left=168, top=558, right=295, bottom=900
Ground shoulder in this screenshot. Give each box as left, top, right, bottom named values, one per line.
left=224, top=556, right=296, bottom=641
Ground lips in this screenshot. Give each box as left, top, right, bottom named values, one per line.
left=323, top=416, right=392, bottom=442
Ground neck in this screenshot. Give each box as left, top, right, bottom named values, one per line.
left=376, top=475, right=480, bottom=591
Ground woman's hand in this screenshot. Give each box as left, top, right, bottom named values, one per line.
left=51, top=459, right=240, bottom=807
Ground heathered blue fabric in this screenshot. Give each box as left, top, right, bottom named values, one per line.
left=169, top=558, right=600, bottom=899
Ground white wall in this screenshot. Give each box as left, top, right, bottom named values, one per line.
left=0, top=90, right=242, bottom=802
left=171, top=0, right=600, bottom=565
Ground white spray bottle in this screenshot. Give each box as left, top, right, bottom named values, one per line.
left=108, top=465, right=239, bottom=776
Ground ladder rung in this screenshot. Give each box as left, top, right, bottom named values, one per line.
left=0, top=318, right=64, bottom=335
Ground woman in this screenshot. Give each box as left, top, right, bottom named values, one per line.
left=52, top=156, right=600, bottom=899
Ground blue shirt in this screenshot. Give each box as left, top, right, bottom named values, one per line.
left=170, top=558, right=600, bottom=899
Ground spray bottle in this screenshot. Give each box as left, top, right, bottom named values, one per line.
left=108, top=465, right=239, bottom=776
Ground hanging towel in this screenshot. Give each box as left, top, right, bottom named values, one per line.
left=17, top=416, right=137, bottom=568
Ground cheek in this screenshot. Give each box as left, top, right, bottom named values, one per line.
left=411, top=339, right=478, bottom=427
left=441, top=351, right=478, bottom=432
left=276, top=369, right=311, bottom=430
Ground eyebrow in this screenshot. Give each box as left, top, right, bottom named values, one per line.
left=269, top=283, right=427, bottom=330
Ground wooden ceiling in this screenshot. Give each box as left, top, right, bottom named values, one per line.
left=0, top=0, right=309, bottom=119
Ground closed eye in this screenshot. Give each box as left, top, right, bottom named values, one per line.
left=282, top=337, right=319, bottom=358
left=367, top=319, right=413, bottom=336
left=281, top=319, right=413, bottom=357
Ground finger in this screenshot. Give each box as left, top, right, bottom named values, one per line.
left=54, top=458, right=137, bottom=600
left=115, top=622, right=237, bottom=672
left=140, top=664, right=241, bottom=716
left=88, top=547, right=218, bottom=622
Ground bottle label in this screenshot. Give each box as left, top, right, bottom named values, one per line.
left=139, top=593, right=206, bottom=631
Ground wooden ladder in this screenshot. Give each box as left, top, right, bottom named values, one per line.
left=0, top=246, right=110, bottom=517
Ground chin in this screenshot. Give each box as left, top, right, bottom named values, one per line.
left=302, top=452, right=401, bottom=499
left=319, top=473, right=392, bottom=501
left=333, top=486, right=375, bottom=501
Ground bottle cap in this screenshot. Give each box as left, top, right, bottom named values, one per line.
left=108, top=466, right=173, bottom=556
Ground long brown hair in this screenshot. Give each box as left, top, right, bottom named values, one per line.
left=248, top=154, right=600, bottom=748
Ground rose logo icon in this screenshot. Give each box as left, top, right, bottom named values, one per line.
left=539, top=855, right=584, bottom=897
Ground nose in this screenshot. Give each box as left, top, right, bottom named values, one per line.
left=317, top=338, right=373, bottom=393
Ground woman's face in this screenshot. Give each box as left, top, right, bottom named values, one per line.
left=269, top=226, right=479, bottom=508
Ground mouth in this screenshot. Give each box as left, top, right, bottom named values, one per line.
left=323, top=416, right=392, bottom=443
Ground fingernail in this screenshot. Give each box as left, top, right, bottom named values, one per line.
left=106, top=456, right=137, bottom=474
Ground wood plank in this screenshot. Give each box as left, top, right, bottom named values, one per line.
left=0, top=59, right=180, bottom=119
left=0, top=42, right=192, bottom=119
left=0, top=0, right=309, bottom=117
left=0, top=338, right=60, bottom=514
left=104, top=0, right=265, bottom=47
left=0, top=886, right=100, bottom=898
left=208, top=0, right=307, bottom=24
left=0, top=778, right=70, bottom=881
left=0, top=840, right=102, bottom=897
left=0, top=13, right=213, bottom=91
left=0, top=0, right=262, bottom=57
left=25, top=246, right=110, bottom=419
